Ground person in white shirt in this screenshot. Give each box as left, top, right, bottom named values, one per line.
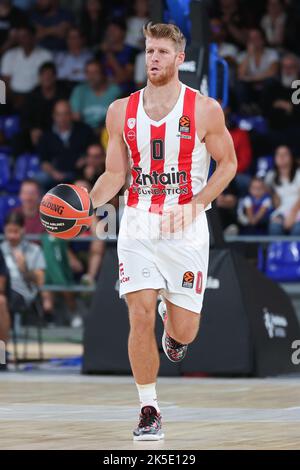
left=125, top=0, right=149, bottom=50
left=1, top=24, right=52, bottom=108
left=265, top=145, right=300, bottom=235
left=54, top=27, right=92, bottom=83
left=261, top=0, right=286, bottom=48
left=236, top=28, right=279, bottom=108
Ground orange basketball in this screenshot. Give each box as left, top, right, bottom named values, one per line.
left=39, top=184, right=93, bottom=239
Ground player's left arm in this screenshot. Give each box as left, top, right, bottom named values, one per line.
left=192, top=96, right=237, bottom=213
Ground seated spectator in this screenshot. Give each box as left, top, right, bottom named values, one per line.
left=54, top=27, right=93, bottom=84
left=12, top=61, right=70, bottom=154
left=262, top=53, right=300, bottom=153
left=36, top=99, right=95, bottom=189
left=225, top=108, right=253, bottom=195
left=70, top=59, right=121, bottom=131
left=265, top=145, right=300, bottom=235
left=210, top=17, right=239, bottom=64
left=134, top=50, right=146, bottom=89
left=79, top=0, right=107, bottom=49
left=68, top=179, right=105, bottom=293
left=236, top=28, right=279, bottom=111
left=0, top=0, right=28, bottom=55
left=237, top=176, right=272, bottom=234
left=30, top=0, right=74, bottom=52
left=0, top=249, right=10, bottom=371
left=1, top=212, right=46, bottom=314
left=216, top=179, right=239, bottom=233
left=260, top=0, right=286, bottom=48
left=125, top=0, right=149, bottom=51
left=0, top=24, right=53, bottom=110
left=214, top=0, right=248, bottom=47
left=95, top=19, right=137, bottom=93
left=12, top=179, right=45, bottom=235
left=80, top=143, right=106, bottom=186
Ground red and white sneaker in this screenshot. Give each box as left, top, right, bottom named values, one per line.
left=158, top=301, right=188, bottom=363
left=133, top=406, right=164, bottom=441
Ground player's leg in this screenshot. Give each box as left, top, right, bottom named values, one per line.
left=164, top=298, right=200, bottom=344
left=126, top=288, right=164, bottom=441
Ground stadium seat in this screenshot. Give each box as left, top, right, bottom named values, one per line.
left=0, top=153, right=10, bottom=189
left=265, top=241, right=300, bottom=282
left=14, top=153, right=41, bottom=181
left=3, top=115, right=20, bottom=140
left=0, top=194, right=21, bottom=231
left=256, top=155, right=274, bottom=178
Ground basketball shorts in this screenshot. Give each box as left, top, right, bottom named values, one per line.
left=117, top=205, right=210, bottom=314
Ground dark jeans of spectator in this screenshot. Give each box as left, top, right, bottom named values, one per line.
left=269, top=220, right=300, bottom=235
left=235, top=79, right=276, bottom=111
left=34, top=170, right=76, bottom=192
left=235, top=173, right=252, bottom=197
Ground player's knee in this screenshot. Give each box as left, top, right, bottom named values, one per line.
left=170, top=319, right=200, bottom=344
left=128, top=304, right=155, bottom=333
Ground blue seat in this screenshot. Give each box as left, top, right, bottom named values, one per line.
left=0, top=153, right=10, bottom=189
left=0, top=195, right=21, bottom=232
left=14, top=153, right=41, bottom=181
left=3, top=115, right=20, bottom=139
left=256, top=155, right=274, bottom=178
left=265, top=242, right=300, bottom=282
left=237, top=115, right=268, bottom=134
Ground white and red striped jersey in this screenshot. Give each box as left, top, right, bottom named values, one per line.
left=123, top=83, right=211, bottom=214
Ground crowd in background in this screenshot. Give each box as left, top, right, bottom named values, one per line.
left=0, top=0, right=300, bottom=334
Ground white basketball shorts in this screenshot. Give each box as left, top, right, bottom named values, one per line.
left=117, top=205, right=210, bottom=314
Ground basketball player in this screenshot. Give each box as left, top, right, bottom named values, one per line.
left=90, top=23, right=237, bottom=441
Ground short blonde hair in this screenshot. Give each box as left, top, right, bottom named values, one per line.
left=143, top=22, right=186, bottom=52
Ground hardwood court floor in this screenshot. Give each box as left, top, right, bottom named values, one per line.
left=0, top=373, right=299, bottom=450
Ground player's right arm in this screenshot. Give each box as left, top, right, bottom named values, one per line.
left=89, top=99, right=128, bottom=208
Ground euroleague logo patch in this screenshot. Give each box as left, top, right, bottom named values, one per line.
left=182, top=271, right=194, bottom=289
left=178, top=115, right=190, bottom=133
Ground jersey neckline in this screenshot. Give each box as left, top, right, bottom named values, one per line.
left=139, top=82, right=185, bottom=127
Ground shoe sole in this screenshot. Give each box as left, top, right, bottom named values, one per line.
left=133, top=432, right=165, bottom=441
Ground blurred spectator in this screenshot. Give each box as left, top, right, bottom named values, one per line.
left=125, top=0, right=149, bottom=50
left=236, top=28, right=279, bottom=111
left=95, top=19, right=137, bottom=93
left=1, top=211, right=46, bottom=313
left=0, top=249, right=10, bottom=370
left=216, top=179, right=239, bottom=233
left=70, top=59, right=121, bottom=131
left=13, top=179, right=45, bottom=235
left=36, top=99, right=95, bottom=188
left=265, top=145, right=300, bottom=235
left=0, top=0, right=28, bottom=55
left=210, top=17, right=239, bottom=64
left=80, top=143, right=106, bottom=186
left=69, top=178, right=105, bottom=291
left=13, top=61, right=70, bottom=154
left=225, top=108, right=253, bottom=195
left=54, top=27, right=93, bottom=83
left=30, top=0, right=73, bottom=52
left=262, top=53, right=300, bottom=153
left=237, top=176, right=272, bottom=234
left=214, top=0, right=247, bottom=47
left=1, top=24, right=52, bottom=109
left=261, top=0, right=286, bottom=48
left=79, top=0, right=107, bottom=49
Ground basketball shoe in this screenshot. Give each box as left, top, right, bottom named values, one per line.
left=133, top=406, right=164, bottom=441
left=158, top=301, right=188, bottom=363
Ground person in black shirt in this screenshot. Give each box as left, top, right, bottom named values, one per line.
left=12, top=61, right=70, bottom=155
left=0, top=0, right=28, bottom=55
left=0, top=249, right=10, bottom=371
left=36, top=99, right=96, bottom=189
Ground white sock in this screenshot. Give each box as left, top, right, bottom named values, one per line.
left=136, top=382, right=160, bottom=413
